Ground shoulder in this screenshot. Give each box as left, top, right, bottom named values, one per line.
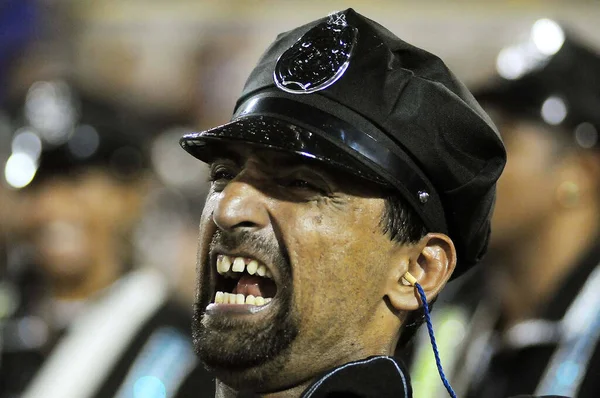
left=109, top=299, right=215, bottom=398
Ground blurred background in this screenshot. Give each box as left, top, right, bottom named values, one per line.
left=1, top=1, right=599, bottom=397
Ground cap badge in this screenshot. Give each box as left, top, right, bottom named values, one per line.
left=274, top=12, right=358, bottom=94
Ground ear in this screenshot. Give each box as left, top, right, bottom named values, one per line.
left=385, top=233, right=457, bottom=312
left=573, top=152, right=600, bottom=202
left=555, top=152, right=600, bottom=209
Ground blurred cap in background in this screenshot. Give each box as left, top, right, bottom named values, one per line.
left=474, top=18, right=600, bottom=148
left=3, top=80, right=150, bottom=191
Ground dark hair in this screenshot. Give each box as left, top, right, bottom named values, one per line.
left=380, top=193, right=428, bottom=244
left=379, top=193, right=430, bottom=349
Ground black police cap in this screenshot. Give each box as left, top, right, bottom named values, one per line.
left=181, top=9, right=506, bottom=277
left=473, top=19, right=600, bottom=147
left=5, top=81, right=148, bottom=189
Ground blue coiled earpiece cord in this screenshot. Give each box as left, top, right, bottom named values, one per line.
left=414, top=281, right=458, bottom=398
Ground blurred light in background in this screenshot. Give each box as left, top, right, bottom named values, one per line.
left=3, top=79, right=85, bottom=189
left=67, top=124, right=100, bottom=160
left=541, top=96, right=568, bottom=126
left=531, top=18, right=565, bottom=56
left=11, top=128, right=42, bottom=160
left=24, top=81, right=77, bottom=146
left=5, top=128, right=42, bottom=188
left=4, top=152, right=37, bottom=189
left=496, top=45, right=530, bottom=80
left=133, top=375, right=166, bottom=398
left=575, top=122, right=598, bottom=149
left=496, top=18, right=565, bottom=80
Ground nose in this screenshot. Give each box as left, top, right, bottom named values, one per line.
left=212, top=180, right=270, bottom=232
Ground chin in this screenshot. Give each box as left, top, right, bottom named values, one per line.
left=192, top=299, right=300, bottom=393
left=198, top=340, right=295, bottom=393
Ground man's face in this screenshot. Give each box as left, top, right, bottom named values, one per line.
left=193, top=145, right=402, bottom=391
left=491, top=119, right=565, bottom=248
left=23, top=169, right=135, bottom=282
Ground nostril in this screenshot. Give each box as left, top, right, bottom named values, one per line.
left=235, top=221, right=257, bottom=228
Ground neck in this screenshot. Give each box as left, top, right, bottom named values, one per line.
left=214, top=344, right=392, bottom=398
left=488, top=204, right=600, bottom=328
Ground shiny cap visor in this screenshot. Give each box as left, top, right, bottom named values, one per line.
left=180, top=115, right=387, bottom=183
left=180, top=95, right=447, bottom=235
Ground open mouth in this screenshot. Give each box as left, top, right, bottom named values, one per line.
left=211, top=254, right=278, bottom=307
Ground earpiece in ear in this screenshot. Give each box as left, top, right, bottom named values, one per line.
left=402, top=272, right=418, bottom=286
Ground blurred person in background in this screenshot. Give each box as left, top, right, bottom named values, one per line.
left=468, top=20, right=600, bottom=398
left=0, top=81, right=214, bottom=398
left=408, top=19, right=600, bottom=398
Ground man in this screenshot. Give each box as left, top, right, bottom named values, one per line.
left=450, top=20, right=600, bottom=398
left=180, top=9, right=559, bottom=397
left=0, top=81, right=214, bottom=398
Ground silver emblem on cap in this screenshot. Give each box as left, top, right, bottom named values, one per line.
left=418, top=191, right=430, bottom=204
left=327, top=11, right=347, bottom=26
left=273, top=11, right=357, bottom=95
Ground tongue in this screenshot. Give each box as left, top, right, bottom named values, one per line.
left=233, top=275, right=277, bottom=297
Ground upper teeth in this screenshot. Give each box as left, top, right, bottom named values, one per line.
left=247, top=260, right=258, bottom=275
left=232, top=257, right=245, bottom=272
left=217, top=255, right=232, bottom=273
left=217, top=255, right=273, bottom=279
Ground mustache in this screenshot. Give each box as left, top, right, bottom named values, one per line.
left=209, top=229, right=289, bottom=269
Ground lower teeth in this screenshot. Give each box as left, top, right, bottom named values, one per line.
left=214, top=291, right=272, bottom=305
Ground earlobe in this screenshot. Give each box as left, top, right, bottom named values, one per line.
left=385, top=233, right=457, bottom=313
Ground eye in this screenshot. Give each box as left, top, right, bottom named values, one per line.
left=280, top=175, right=327, bottom=195
left=211, top=168, right=235, bottom=182
left=287, top=179, right=315, bottom=189
left=209, top=163, right=237, bottom=191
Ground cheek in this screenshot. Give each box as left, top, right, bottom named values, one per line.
left=494, top=150, right=556, bottom=225
left=283, top=204, right=387, bottom=324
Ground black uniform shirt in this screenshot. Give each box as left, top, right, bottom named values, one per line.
left=468, top=241, right=600, bottom=398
